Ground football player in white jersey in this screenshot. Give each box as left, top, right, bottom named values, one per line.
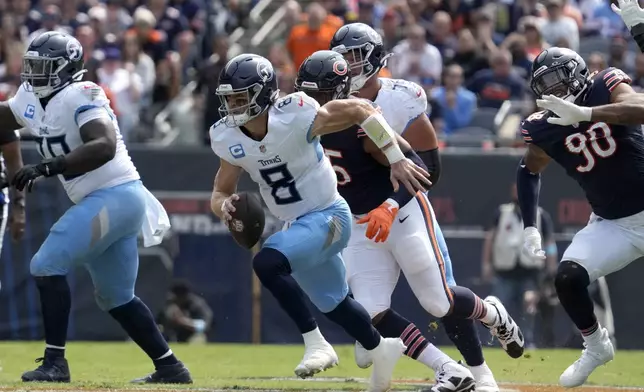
left=329, top=23, right=525, bottom=392
left=1, top=32, right=191, bottom=384
left=210, top=53, right=432, bottom=392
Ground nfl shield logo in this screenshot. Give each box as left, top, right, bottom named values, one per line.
left=259, top=145, right=266, bottom=153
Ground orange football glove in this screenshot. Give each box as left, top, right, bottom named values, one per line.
left=356, top=199, right=399, bottom=243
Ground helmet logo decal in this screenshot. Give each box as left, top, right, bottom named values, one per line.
left=256, top=59, right=274, bottom=82
left=333, top=60, right=348, bottom=76
left=66, top=39, right=83, bottom=61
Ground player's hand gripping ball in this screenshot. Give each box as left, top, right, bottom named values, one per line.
left=227, top=192, right=265, bottom=249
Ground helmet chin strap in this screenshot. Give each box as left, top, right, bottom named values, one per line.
left=565, top=81, right=590, bottom=103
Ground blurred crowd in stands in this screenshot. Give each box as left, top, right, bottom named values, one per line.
left=1, top=0, right=641, bottom=146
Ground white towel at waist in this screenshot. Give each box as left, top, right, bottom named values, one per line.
left=140, top=186, right=171, bottom=247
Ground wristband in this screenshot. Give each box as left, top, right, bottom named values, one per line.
left=360, top=112, right=396, bottom=149
left=41, top=155, right=67, bottom=177
left=383, top=145, right=405, bottom=163
left=384, top=198, right=399, bottom=209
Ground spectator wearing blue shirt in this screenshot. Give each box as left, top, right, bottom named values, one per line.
left=431, top=64, right=477, bottom=135
left=591, top=0, right=628, bottom=38
left=466, top=49, right=526, bottom=109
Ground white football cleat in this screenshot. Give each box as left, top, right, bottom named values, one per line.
left=368, top=337, right=406, bottom=392
left=559, top=327, right=614, bottom=388
left=483, top=295, right=525, bottom=358
left=354, top=341, right=373, bottom=369
left=294, top=342, right=339, bottom=379
left=429, top=361, right=476, bottom=392
left=464, top=361, right=499, bottom=392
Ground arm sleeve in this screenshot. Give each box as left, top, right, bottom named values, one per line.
left=517, top=158, right=541, bottom=228
left=417, top=148, right=440, bottom=186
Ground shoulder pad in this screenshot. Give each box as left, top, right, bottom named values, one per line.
left=596, top=67, right=632, bottom=93
left=520, top=110, right=552, bottom=144
left=275, top=92, right=319, bottom=113
left=64, top=82, right=109, bottom=106
left=380, top=79, right=427, bottom=110
left=209, top=118, right=243, bottom=163
left=209, top=118, right=235, bottom=145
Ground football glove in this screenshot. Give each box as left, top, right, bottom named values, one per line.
left=536, top=94, right=592, bottom=126
left=12, top=156, right=66, bottom=192
left=356, top=199, right=399, bottom=243
left=611, top=0, right=644, bottom=30
left=523, top=227, right=546, bottom=260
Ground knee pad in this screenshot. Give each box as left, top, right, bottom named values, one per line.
left=418, top=294, right=451, bottom=318
left=94, top=286, right=135, bottom=311
left=555, top=260, right=590, bottom=292
left=253, top=247, right=291, bottom=282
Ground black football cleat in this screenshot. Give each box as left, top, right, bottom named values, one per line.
left=131, top=362, right=193, bottom=384
left=21, top=356, right=71, bottom=382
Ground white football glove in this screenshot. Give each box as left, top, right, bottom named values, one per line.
left=612, top=0, right=644, bottom=30
left=536, top=95, right=592, bottom=126
left=523, top=227, right=546, bottom=260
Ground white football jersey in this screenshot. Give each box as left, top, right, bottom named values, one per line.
left=8, top=82, right=140, bottom=203
left=210, top=92, right=340, bottom=222
left=374, top=78, right=428, bottom=135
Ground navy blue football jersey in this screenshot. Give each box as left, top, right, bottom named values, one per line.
left=521, top=67, right=644, bottom=219
left=321, top=126, right=393, bottom=215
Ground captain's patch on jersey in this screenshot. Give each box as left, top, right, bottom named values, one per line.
left=229, top=144, right=245, bottom=159
left=24, top=104, right=35, bottom=119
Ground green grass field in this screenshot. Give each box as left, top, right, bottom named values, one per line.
left=0, top=342, right=643, bottom=391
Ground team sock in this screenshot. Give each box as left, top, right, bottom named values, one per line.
left=35, top=276, right=71, bottom=358
left=449, top=286, right=498, bottom=326
left=555, top=260, right=598, bottom=337
left=324, top=296, right=381, bottom=350
left=109, top=297, right=179, bottom=368
left=252, top=248, right=317, bottom=334
left=373, top=309, right=451, bottom=371
left=441, top=315, right=485, bottom=367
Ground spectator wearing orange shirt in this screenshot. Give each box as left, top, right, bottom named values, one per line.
left=286, top=2, right=336, bottom=69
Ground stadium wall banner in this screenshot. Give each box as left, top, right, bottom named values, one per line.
left=1, top=147, right=643, bottom=349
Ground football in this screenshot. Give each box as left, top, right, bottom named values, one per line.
left=228, top=192, right=265, bottom=249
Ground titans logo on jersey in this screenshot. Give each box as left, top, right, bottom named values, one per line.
left=521, top=67, right=644, bottom=219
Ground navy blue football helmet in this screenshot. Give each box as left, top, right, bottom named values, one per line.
left=216, top=54, right=279, bottom=127
left=329, top=23, right=391, bottom=92
left=295, top=50, right=351, bottom=105
left=530, top=47, right=589, bottom=101
left=21, top=31, right=86, bottom=98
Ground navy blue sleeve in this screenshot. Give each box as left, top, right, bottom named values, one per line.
left=417, top=148, right=440, bottom=186
left=517, top=158, right=541, bottom=228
